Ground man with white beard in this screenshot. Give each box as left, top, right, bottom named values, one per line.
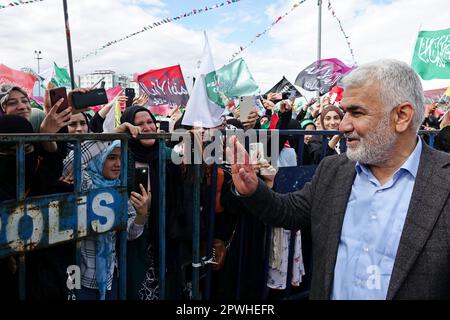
left=226, top=59, right=450, bottom=300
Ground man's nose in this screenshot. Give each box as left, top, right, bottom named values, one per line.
left=339, top=113, right=352, bottom=133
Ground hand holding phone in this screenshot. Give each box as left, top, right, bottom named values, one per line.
left=134, top=167, right=149, bottom=194
left=49, top=87, right=69, bottom=113
left=239, top=96, right=253, bottom=122
left=71, top=88, right=108, bottom=109
left=130, top=167, right=150, bottom=218
left=125, top=88, right=135, bottom=108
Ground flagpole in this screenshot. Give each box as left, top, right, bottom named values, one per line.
left=317, top=0, right=322, bottom=98
left=62, top=0, right=75, bottom=90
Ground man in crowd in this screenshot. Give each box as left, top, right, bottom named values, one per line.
left=226, top=59, right=450, bottom=299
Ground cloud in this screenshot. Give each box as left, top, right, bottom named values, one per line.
left=0, top=0, right=448, bottom=94
left=240, top=0, right=449, bottom=91
left=127, top=0, right=166, bottom=6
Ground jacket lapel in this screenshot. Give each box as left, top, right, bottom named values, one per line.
left=322, top=158, right=356, bottom=299
left=387, top=145, right=450, bottom=299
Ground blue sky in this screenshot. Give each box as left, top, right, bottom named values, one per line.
left=138, top=0, right=277, bottom=51
left=0, top=0, right=448, bottom=91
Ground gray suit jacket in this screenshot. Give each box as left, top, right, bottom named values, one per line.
left=241, top=143, right=450, bottom=299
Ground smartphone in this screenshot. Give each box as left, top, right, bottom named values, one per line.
left=239, top=96, right=253, bottom=122
left=159, top=117, right=173, bottom=132
left=125, top=88, right=135, bottom=108
left=71, top=88, right=108, bottom=109
left=253, top=96, right=266, bottom=117
left=49, top=87, right=69, bottom=113
left=134, top=167, right=148, bottom=194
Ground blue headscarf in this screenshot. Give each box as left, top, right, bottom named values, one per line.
left=86, top=140, right=121, bottom=300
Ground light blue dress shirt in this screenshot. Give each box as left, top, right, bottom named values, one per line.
left=331, top=138, right=422, bottom=300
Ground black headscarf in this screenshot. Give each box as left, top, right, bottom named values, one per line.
left=120, top=105, right=159, bottom=163
left=120, top=106, right=163, bottom=297
left=0, top=115, right=37, bottom=201
left=80, top=112, right=91, bottom=127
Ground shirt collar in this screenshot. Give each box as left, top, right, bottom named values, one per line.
left=355, top=137, right=422, bottom=179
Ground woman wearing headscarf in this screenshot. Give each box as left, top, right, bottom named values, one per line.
left=78, top=140, right=149, bottom=300
left=120, top=106, right=196, bottom=300
left=118, top=106, right=163, bottom=300
left=0, top=84, right=78, bottom=194
left=0, top=115, right=40, bottom=202
left=0, top=115, right=39, bottom=299
left=67, top=112, right=90, bottom=134
left=306, top=104, right=344, bottom=164
left=0, top=84, right=71, bottom=153
left=0, top=115, right=71, bottom=300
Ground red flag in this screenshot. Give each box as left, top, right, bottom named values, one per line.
left=137, top=64, right=189, bottom=107
left=329, top=85, right=344, bottom=102
left=269, top=112, right=279, bottom=130
left=0, top=64, right=37, bottom=96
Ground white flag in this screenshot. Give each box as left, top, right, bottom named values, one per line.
left=182, top=32, right=224, bottom=128
left=103, top=100, right=120, bottom=133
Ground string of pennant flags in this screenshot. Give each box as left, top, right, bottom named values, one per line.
left=229, top=0, right=308, bottom=62
left=74, top=0, right=241, bottom=64
left=327, top=0, right=357, bottom=66
left=4, top=0, right=357, bottom=73
left=0, top=0, right=44, bottom=10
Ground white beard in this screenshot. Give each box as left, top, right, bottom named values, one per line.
left=345, top=113, right=397, bottom=165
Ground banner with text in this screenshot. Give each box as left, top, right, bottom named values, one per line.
left=412, top=27, right=450, bottom=80
left=295, top=58, right=353, bottom=95
left=137, top=64, right=189, bottom=116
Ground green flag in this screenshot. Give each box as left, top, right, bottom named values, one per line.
left=205, top=58, right=259, bottom=107
left=411, top=27, right=450, bottom=80
left=51, top=62, right=76, bottom=89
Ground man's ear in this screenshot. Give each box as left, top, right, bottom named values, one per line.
left=393, top=103, right=415, bottom=133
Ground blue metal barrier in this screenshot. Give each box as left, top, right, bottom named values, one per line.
left=0, top=133, right=130, bottom=300
left=0, top=129, right=441, bottom=300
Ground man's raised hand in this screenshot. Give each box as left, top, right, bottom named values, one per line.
left=225, top=136, right=258, bottom=196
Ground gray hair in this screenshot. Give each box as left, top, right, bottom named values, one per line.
left=341, top=59, right=425, bottom=131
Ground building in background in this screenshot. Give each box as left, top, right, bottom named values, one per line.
left=128, top=79, right=141, bottom=92
left=78, top=70, right=132, bottom=89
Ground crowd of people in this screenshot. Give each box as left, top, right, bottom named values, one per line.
left=0, top=58, right=449, bottom=300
